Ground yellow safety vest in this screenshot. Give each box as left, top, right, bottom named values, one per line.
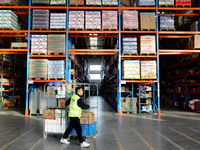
left=68, top=94, right=82, bottom=118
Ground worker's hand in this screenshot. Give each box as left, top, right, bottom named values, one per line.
left=89, top=104, right=91, bottom=108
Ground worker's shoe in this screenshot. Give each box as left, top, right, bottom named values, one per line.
left=81, top=141, right=90, bottom=148
left=60, top=138, right=70, bottom=144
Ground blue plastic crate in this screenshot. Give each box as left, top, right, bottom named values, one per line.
left=67, top=122, right=97, bottom=136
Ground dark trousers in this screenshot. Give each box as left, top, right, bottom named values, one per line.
left=63, top=117, right=84, bottom=143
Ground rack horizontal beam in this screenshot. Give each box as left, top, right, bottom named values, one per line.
left=69, top=35, right=117, bottom=38
left=0, top=49, right=28, bottom=52
left=68, top=49, right=119, bottom=52
left=123, top=80, right=158, bottom=83
left=68, top=30, right=119, bottom=34
left=30, top=80, right=66, bottom=83
left=68, top=6, right=119, bottom=9
left=121, top=31, right=157, bottom=34
left=29, top=55, right=66, bottom=58
left=159, top=50, right=200, bottom=55
left=159, top=31, right=200, bottom=34
left=31, top=30, right=66, bottom=33
left=69, top=52, right=117, bottom=55
left=0, top=34, right=28, bottom=37
left=0, top=6, right=29, bottom=9
left=31, top=6, right=67, bottom=9
left=121, top=55, right=157, bottom=59
left=0, top=52, right=27, bottom=54
left=159, top=35, right=192, bottom=38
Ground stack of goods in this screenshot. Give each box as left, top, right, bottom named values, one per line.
left=11, top=42, right=27, bottom=49
left=29, top=59, right=48, bottom=79
left=0, top=0, right=19, bottom=6
left=121, top=97, right=132, bottom=111
left=50, top=0, right=66, bottom=5
left=31, top=35, right=48, bottom=54
left=141, top=61, right=157, bottom=79
left=140, top=12, right=156, bottom=30
left=122, top=37, right=138, bottom=54
left=69, top=0, right=84, bottom=5
left=159, top=0, right=174, bottom=6
left=175, top=0, right=191, bottom=6
left=32, top=9, right=49, bottom=29
left=187, top=35, right=200, bottom=49
left=85, top=11, right=101, bottom=30
left=122, top=60, right=140, bottom=79
left=86, top=0, right=101, bottom=5
left=0, top=10, right=18, bottom=30
left=102, top=0, right=118, bottom=6
left=102, top=11, right=117, bottom=30
left=68, top=11, right=84, bottom=29
left=32, top=0, right=50, bottom=5
left=138, top=0, right=155, bottom=6
left=48, top=60, right=65, bottom=79
left=48, top=34, right=65, bottom=54
left=140, top=35, right=156, bottom=54
left=50, top=13, right=66, bottom=29
left=160, top=14, right=175, bottom=30
left=123, top=10, right=138, bottom=30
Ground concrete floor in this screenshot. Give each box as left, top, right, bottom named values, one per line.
left=0, top=96, right=200, bottom=150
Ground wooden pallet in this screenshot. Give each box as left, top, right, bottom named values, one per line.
left=68, top=28, right=84, bottom=31
left=139, top=5, right=155, bottom=7
left=30, top=113, right=42, bottom=116
left=29, top=78, right=47, bottom=80
left=102, top=28, right=118, bottom=31
left=47, top=53, right=65, bottom=55
left=11, top=47, right=28, bottom=49
left=141, top=29, right=156, bottom=31
left=69, top=4, right=84, bottom=6
left=31, top=52, right=47, bottom=55
left=50, top=4, right=66, bottom=6
left=141, top=78, right=157, bottom=80
left=102, top=5, right=118, bottom=7
left=0, top=28, right=14, bottom=30
left=50, top=28, right=66, bottom=30
left=86, top=5, right=102, bottom=7
left=175, top=5, right=191, bottom=7
left=32, top=28, right=49, bottom=30
left=140, top=53, right=157, bottom=55
left=122, top=53, right=138, bottom=55
left=160, top=28, right=176, bottom=31
left=159, top=4, right=175, bottom=7
left=85, top=28, right=101, bottom=31
left=123, top=28, right=139, bottom=31
left=48, top=78, right=65, bottom=80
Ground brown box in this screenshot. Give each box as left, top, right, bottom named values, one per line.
left=11, top=42, right=27, bottom=49
left=140, top=12, right=156, bottom=30
left=191, top=35, right=200, bottom=49
left=80, top=112, right=95, bottom=124
left=195, top=101, right=200, bottom=112
left=47, top=86, right=54, bottom=95
left=121, top=97, right=132, bottom=111
left=43, top=109, right=55, bottom=119
left=69, top=0, right=84, bottom=6
left=3, top=99, right=13, bottom=108
left=58, top=99, right=66, bottom=108
left=0, top=0, right=19, bottom=6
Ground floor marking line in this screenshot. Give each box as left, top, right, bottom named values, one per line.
left=0, top=127, right=35, bottom=150
left=0, top=126, right=17, bottom=136
left=188, top=127, right=200, bottom=134
left=29, top=138, right=44, bottom=150
left=152, top=129, right=185, bottom=150
left=170, top=128, right=200, bottom=145
left=131, top=128, right=155, bottom=150
left=112, top=128, right=125, bottom=150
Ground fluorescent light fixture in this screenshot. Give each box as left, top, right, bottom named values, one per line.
left=90, top=74, right=101, bottom=80
left=90, top=65, right=101, bottom=71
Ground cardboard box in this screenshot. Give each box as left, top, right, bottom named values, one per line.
left=11, top=42, right=27, bottom=49
left=80, top=112, right=95, bottom=124
left=43, top=109, right=55, bottom=119
left=58, top=99, right=66, bottom=108
left=69, top=0, right=84, bottom=6
left=140, top=12, right=156, bottom=30
left=47, top=86, right=54, bottom=95
left=55, top=109, right=65, bottom=118
left=121, top=97, right=132, bottom=111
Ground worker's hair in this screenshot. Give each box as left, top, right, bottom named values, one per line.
left=75, top=86, right=83, bottom=94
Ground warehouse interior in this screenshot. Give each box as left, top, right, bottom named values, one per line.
left=1, top=0, right=200, bottom=149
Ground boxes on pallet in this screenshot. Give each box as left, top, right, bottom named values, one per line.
left=140, top=12, right=156, bottom=30
left=31, top=35, right=48, bottom=54
left=48, top=60, right=65, bottom=79
left=138, top=0, right=155, bottom=6
left=123, top=10, right=138, bottom=30
left=159, top=0, right=174, bottom=5
left=50, top=13, right=66, bottom=29
left=3, top=99, right=13, bottom=108
left=69, top=11, right=84, bottom=29
left=69, top=0, right=84, bottom=6
left=175, top=0, right=191, bottom=6
left=0, top=0, right=19, bottom=6
left=32, top=0, right=50, bottom=5
left=102, top=11, right=117, bottom=30
left=121, top=97, right=132, bottom=111
left=32, top=9, right=49, bottom=29
left=188, top=35, right=200, bottom=49
left=122, top=37, right=138, bottom=54
left=140, top=35, right=156, bottom=54
left=58, top=99, right=66, bottom=108
left=85, top=11, right=101, bottom=29
left=11, top=42, right=27, bottom=49
left=102, top=0, right=118, bottom=6
left=0, top=10, right=18, bottom=30
left=29, top=59, right=48, bottom=78
left=50, top=0, right=66, bottom=5
left=86, top=0, right=101, bottom=5
left=80, top=112, right=95, bottom=124
left=48, top=34, right=65, bottom=53
left=160, top=14, right=175, bottom=30
left=122, top=60, right=140, bottom=79
left=141, top=61, right=157, bottom=79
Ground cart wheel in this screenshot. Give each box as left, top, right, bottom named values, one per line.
left=43, top=133, right=47, bottom=139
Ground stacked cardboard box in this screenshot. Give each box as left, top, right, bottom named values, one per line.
left=81, top=112, right=95, bottom=124
left=175, top=0, right=191, bottom=6
left=159, top=0, right=174, bottom=5
left=134, top=97, right=138, bottom=113
left=123, top=10, right=138, bottom=30
left=188, top=35, right=200, bottom=49
left=0, top=10, right=18, bottom=30
left=102, top=11, right=117, bottom=30
left=32, top=0, right=50, bottom=5
left=50, top=0, right=66, bottom=5
left=121, top=97, right=132, bottom=111
left=0, top=0, right=19, bottom=6
left=122, top=37, right=138, bottom=54
left=102, top=0, right=118, bottom=6
left=85, top=11, right=101, bottom=29
left=32, top=9, right=49, bottom=29
left=31, top=35, right=48, bottom=54
left=86, top=0, right=101, bottom=5
left=140, top=12, right=156, bottom=30
left=69, top=11, right=84, bottom=29
left=48, top=34, right=65, bottom=54
left=69, top=0, right=84, bottom=5
left=138, top=0, right=155, bottom=6
left=141, top=61, right=157, bottom=79
left=160, top=14, right=175, bottom=30
left=29, top=59, right=48, bottom=78
left=50, top=13, right=66, bottom=29
left=11, top=42, right=27, bottom=49
left=122, top=60, right=140, bottom=79
left=48, top=60, right=65, bottom=79
left=3, top=99, right=14, bottom=108
left=140, top=35, right=156, bottom=54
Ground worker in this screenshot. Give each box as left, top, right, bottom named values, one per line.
left=60, top=86, right=91, bottom=148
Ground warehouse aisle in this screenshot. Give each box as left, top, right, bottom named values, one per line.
left=0, top=97, right=200, bottom=150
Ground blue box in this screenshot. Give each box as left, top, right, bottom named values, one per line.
left=67, top=122, right=97, bottom=136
